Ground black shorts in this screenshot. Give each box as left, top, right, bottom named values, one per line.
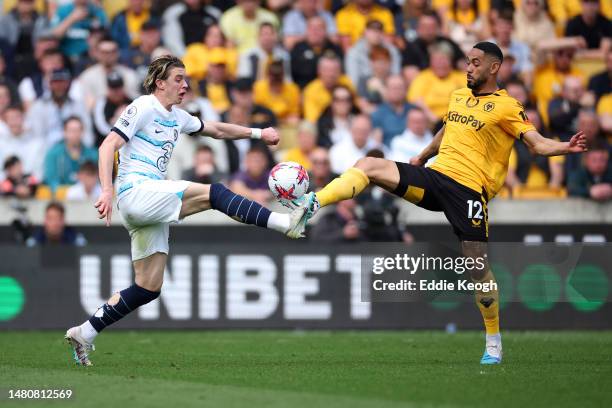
left=392, top=162, right=489, bottom=242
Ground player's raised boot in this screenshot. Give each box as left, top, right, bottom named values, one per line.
left=286, top=192, right=320, bottom=239
left=480, top=334, right=502, bottom=365
left=65, top=326, right=95, bottom=367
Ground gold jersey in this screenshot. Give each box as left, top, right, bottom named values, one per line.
left=430, top=88, right=536, bottom=199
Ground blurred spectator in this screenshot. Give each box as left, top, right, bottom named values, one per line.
left=345, top=19, right=400, bottom=88
left=0, top=0, right=49, bottom=77
left=565, top=109, right=604, bottom=174
left=1, top=156, right=38, bottom=198
left=489, top=9, right=533, bottom=82
left=532, top=46, right=585, bottom=126
left=290, top=15, right=343, bottom=89
left=548, top=76, right=594, bottom=141
left=568, top=144, right=612, bottom=201
left=371, top=75, right=416, bottom=146
left=308, top=147, right=336, bottom=192
left=220, top=0, right=279, bottom=53
left=26, top=201, right=87, bottom=246
left=329, top=114, right=379, bottom=174
left=303, top=54, right=354, bottom=122
left=0, top=83, right=15, bottom=118
left=120, top=19, right=163, bottom=85
left=407, top=43, right=464, bottom=126
left=598, top=93, right=612, bottom=134
left=65, top=160, right=101, bottom=201
left=92, top=72, right=132, bottom=146
left=78, top=36, right=139, bottom=110
left=198, top=48, right=233, bottom=113
left=43, top=116, right=98, bottom=192
left=282, top=0, right=337, bottom=50
left=0, top=52, right=20, bottom=101
left=401, top=11, right=464, bottom=83
left=229, top=146, right=272, bottom=204
left=496, top=51, right=521, bottom=88
left=356, top=45, right=392, bottom=112
left=0, top=105, right=45, bottom=179
left=110, top=0, right=151, bottom=51
left=253, top=59, right=300, bottom=124
left=18, top=47, right=82, bottom=110
left=18, top=33, right=59, bottom=82
left=51, top=0, right=108, bottom=60
left=505, top=79, right=531, bottom=107
left=588, top=48, right=612, bottom=102
left=230, top=77, right=277, bottom=128
left=445, top=0, right=487, bottom=54
left=73, top=25, right=106, bottom=75
left=565, top=0, right=611, bottom=53
left=335, top=0, right=395, bottom=50
left=26, top=68, right=93, bottom=147
left=178, top=0, right=221, bottom=49
left=398, top=0, right=430, bottom=43
left=181, top=145, right=225, bottom=184
left=389, top=108, right=433, bottom=163
left=237, top=22, right=290, bottom=82
left=513, top=0, right=556, bottom=55
left=309, top=199, right=363, bottom=242
left=506, top=108, right=564, bottom=190
left=283, top=120, right=317, bottom=170
left=183, top=24, right=238, bottom=82
left=317, top=84, right=359, bottom=148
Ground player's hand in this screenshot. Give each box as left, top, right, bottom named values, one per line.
left=69, top=6, right=89, bottom=23
left=261, top=127, right=280, bottom=146
left=95, top=190, right=114, bottom=226
left=409, top=156, right=425, bottom=166
left=568, top=131, right=587, bottom=153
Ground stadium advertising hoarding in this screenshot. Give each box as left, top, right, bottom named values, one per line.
left=0, top=243, right=610, bottom=330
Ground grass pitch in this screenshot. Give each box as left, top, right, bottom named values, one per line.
left=1, top=331, right=611, bottom=407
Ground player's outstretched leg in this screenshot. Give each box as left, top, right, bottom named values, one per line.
left=288, top=157, right=400, bottom=236
left=463, top=241, right=502, bottom=364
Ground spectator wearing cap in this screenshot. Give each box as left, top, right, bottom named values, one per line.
left=50, top=0, right=107, bottom=60
left=78, top=36, right=140, bottom=111
left=198, top=48, right=234, bottom=113
left=345, top=19, right=401, bottom=92
left=43, top=116, right=98, bottom=192
left=237, top=22, right=291, bottom=83
left=335, top=0, right=395, bottom=50
left=1, top=156, right=38, bottom=198
left=303, top=54, right=355, bottom=123
left=119, top=19, right=163, bottom=86
left=371, top=75, right=416, bottom=146
left=92, top=72, right=133, bottom=146
left=110, top=0, right=152, bottom=51
left=290, top=15, right=344, bottom=89
left=283, top=121, right=318, bottom=170
left=220, top=0, right=279, bottom=53
left=282, top=0, right=337, bottom=50
left=488, top=9, right=533, bottom=83
left=65, top=161, right=101, bottom=201
left=183, top=24, right=239, bottom=82
left=253, top=60, right=301, bottom=125
left=26, top=201, right=87, bottom=247
left=229, top=146, right=273, bottom=205
left=565, top=0, right=612, bottom=56
left=568, top=142, right=612, bottom=201
left=25, top=68, right=94, bottom=147
left=0, top=105, right=45, bottom=180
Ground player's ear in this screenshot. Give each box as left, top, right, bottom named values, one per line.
left=490, top=59, right=501, bottom=75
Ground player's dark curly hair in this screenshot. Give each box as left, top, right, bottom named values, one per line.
left=143, top=55, right=185, bottom=94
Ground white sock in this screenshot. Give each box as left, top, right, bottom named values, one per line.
left=267, top=212, right=290, bottom=233
left=79, top=320, right=99, bottom=344
left=486, top=333, right=502, bottom=344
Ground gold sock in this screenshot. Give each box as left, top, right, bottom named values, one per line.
left=315, top=167, right=370, bottom=207
left=474, top=269, right=500, bottom=335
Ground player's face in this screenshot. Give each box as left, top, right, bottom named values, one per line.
left=466, top=49, right=496, bottom=90
left=162, top=67, right=189, bottom=105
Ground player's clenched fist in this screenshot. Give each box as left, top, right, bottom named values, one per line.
left=261, top=127, right=280, bottom=146
left=94, top=190, right=114, bottom=226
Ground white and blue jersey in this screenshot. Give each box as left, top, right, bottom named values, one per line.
left=111, top=94, right=203, bottom=193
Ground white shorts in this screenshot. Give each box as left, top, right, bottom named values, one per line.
left=117, top=179, right=190, bottom=261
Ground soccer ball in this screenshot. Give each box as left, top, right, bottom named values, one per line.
left=268, top=161, right=309, bottom=209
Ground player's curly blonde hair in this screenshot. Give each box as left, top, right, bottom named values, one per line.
left=143, top=55, right=185, bottom=94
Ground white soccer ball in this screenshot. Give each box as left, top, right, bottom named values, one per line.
left=268, top=161, right=310, bottom=209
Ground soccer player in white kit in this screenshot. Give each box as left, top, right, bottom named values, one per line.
left=65, top=55, right=303, bottom=366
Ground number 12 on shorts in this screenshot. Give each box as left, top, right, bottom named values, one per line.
left=467, top=199, right=483, bottom=220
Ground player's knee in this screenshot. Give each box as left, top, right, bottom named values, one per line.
left=354, top=157, right=383, bottom=180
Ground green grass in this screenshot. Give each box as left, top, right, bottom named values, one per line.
left=1, top=331, right=611, bottom=407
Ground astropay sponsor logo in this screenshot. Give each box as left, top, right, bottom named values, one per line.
left=447, top=111, right=486, bottom=131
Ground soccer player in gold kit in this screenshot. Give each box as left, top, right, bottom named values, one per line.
left=288, top=42, right=587, bottom=364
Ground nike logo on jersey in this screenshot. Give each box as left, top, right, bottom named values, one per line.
left=447, top=111, right=486, bottom=131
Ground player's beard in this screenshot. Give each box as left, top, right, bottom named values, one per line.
left=467, top=74, right=487, bottom=91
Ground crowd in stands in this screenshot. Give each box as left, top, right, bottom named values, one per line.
left=0, top=0, right=610, bottom=242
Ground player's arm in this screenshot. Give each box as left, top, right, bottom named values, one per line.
left=410, top=125, right=445, bottom=166
left=522, top=130, right=587, bottom=157
left=200, top=121, right=280, bottom=146
left=95, top=131, right=126, bottom=226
